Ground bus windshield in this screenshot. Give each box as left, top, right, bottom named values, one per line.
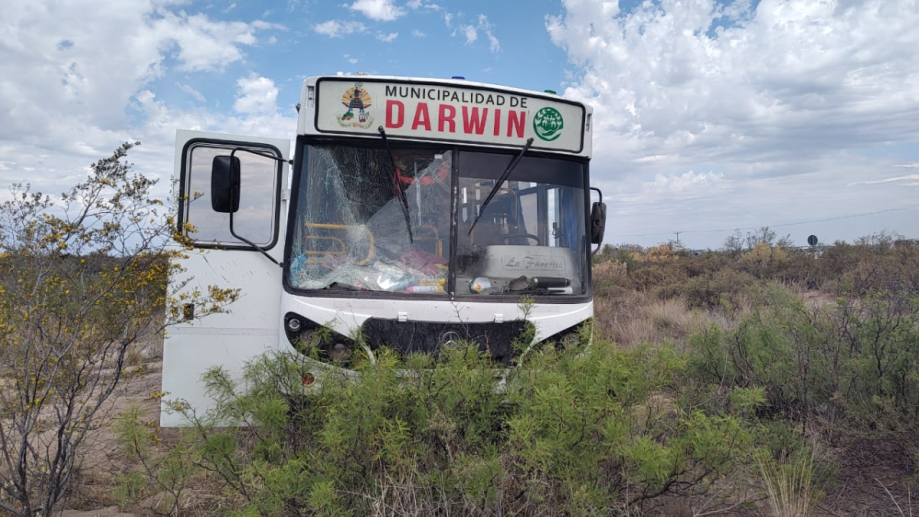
left=288, top=143, right=587, bottom=297
left=455, top=151, right=587, bottom=296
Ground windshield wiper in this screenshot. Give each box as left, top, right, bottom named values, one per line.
left=468, top=137, right=534, bottom=236
left=378, top=126, right=413, bottom=243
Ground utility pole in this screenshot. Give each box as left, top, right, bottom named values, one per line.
left=673, top=231, right=681, bottom=244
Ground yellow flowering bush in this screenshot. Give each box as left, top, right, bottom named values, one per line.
left=0, top=142, right=238, bottom=516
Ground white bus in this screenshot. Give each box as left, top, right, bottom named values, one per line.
left=162, top=75, right=605, bottom=426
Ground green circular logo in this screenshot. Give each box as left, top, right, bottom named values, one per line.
left=533, top=107, right=564, bottom=141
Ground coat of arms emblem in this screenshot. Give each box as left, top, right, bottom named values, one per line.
left=337, top=82, right=374, bottom=129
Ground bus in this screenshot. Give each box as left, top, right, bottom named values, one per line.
left=161, top=75, right=605, bottom=426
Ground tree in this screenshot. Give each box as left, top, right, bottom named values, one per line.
left=0, top=142, right=238, bottom=516
left=775, top=234, right=795, bottom=248
left=745, top=226, right=777, bottom=249
left=723, top=230, right=744, bottom=255
left=725, top=227, right=792, bottom=253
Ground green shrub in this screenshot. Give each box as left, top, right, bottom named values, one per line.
left=685, top=283, right=919, bottom=434
left=683, top=268, right=760, bottom=309
left=160, top=339, right=751, bottom=516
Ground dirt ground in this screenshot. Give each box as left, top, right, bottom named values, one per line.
left=60, top=507, right=137, bottom=517
left=62, top=341, right=165, bottom=517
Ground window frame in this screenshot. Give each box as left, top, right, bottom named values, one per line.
left=178, top=138, right=284, bottom=250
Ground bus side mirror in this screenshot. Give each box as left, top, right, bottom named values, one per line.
left=211, top=155, right=240, bottom=213
left=590, top=201, right=606, bottom=244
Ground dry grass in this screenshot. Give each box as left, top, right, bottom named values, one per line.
left=876, top=478, right=915, bottom=517
left=594, top=291, right=751, bottom=349
left=592, top=259, right=629, bottom=287
left=592, top=258, right=760, bottom=349
left=757, top=449, right=815, bottom=517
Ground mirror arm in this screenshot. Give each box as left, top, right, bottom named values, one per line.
left=226, top=148, right=282, bottom=268
left=230, top=147, right=293, bottom=165
left=229, top=209, right=281, bottom=267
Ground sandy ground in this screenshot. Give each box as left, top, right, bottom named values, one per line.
left=61, top=341, right=165, bottom=517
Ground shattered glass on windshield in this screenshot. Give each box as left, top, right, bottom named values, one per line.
left=289, top=145, right=452, bottom=294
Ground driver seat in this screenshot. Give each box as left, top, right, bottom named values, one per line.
left=469, top=195, right=529, bottom=246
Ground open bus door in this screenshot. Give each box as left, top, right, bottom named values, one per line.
left=161, top=130, right=290, bottom=426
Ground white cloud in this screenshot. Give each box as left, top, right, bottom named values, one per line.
left=233, top=75, right=279, bottom=115
left=376, top=32, right=398, bottom=42
left=849, top=174, right=919, bottom=186
left=0, top=0, right=276, bottom=142
left=313, top=19, right=367, bottom=38
left=548, top=0, right=919, bottom=247
left=548, top=0, right=919, bottom=165
left=477, top=14, right=499, bottom=53
left=407, top=0, right=441, bottom=10
left=895, top=163, right=919, bottom=169
left=176, top=82, right=206, bottom=102
left=412, top=29, right=426, bottom=38
left=649, top=171, right=725, bottom=194
left=459, top=14, right=500, bottom=52
left=349, top=0, right=405, bottom=21
left=149, top=11, right=266, bottom=72
left=443, top=12, right=453, bottom=28
left=462, top=25, right=477, bottom=44
left=251, top=20, right=287, bottom=31
left=0, top=1, right=294, bottom=206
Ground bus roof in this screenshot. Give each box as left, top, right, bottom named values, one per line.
left=298, top=75, right=592, bottom=158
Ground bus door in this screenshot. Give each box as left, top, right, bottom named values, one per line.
left=161, top=130, right=290, bottom=426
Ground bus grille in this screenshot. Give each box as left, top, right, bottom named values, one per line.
left=360, top=319, right=533, bottom=365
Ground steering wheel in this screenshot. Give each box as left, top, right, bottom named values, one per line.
left=502, top=233, right=542, bottom=246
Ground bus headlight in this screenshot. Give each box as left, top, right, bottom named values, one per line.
left=297, top=329, right=320, bottom=349
left=329, top=343, right=351, bottom=362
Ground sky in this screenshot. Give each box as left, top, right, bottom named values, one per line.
left=1, top=0, right=917, bottom=250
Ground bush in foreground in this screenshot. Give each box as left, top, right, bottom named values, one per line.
left=131, top=339, right=753, bottom=516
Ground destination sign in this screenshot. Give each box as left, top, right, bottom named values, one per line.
left=314, top=78, right=586, bottom=153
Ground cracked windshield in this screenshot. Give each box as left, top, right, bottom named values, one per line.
left=289, top=144, right=587, bottom=296
left=290, top=145, right=452, bottom=294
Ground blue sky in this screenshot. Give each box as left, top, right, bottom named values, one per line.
left=1, top=0, right=917, bottom=249
left=146, top=0, right=577, bottom=113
